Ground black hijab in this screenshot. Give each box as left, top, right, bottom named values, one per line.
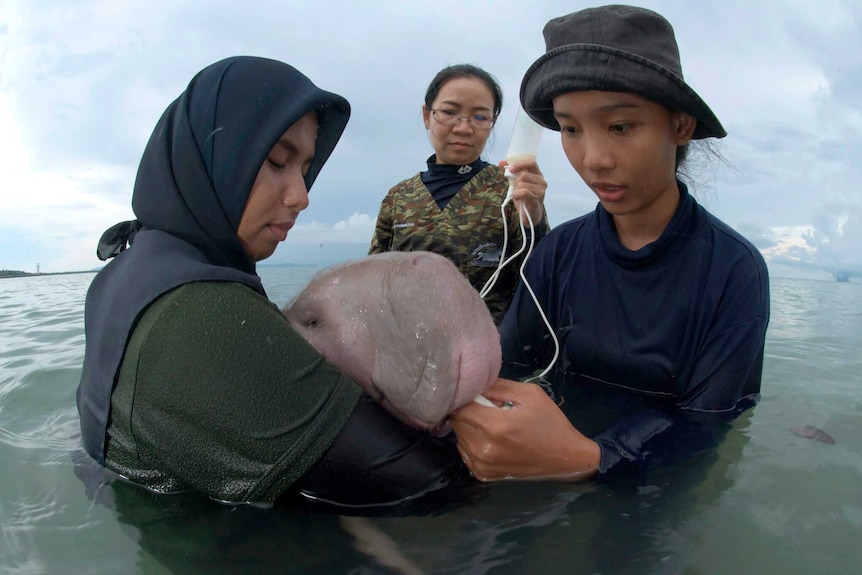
left=77, top=56, right=350, bottom=464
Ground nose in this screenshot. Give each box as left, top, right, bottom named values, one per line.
left=581, top=133, right=615, bottom=173
left=281, top=173, right=310, bottom=211
left=451, top=117, right=474, bottom=133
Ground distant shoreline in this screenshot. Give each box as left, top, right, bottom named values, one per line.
left=0, top=267, right=853, bottom=283
left=0, top=270, right=97, bottom=280
left=0, top=265, right=319, bottom=280
left=0, top=264, right=319, bottom=280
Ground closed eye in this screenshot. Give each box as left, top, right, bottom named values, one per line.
left=267, top=157, right=286, bottom=169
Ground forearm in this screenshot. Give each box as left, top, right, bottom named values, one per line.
left=288, top=395, right=472, bottom=508
left=594, top=408, right=732, bottom=475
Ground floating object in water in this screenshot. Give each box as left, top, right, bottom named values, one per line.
left=790, top=425, right=836, bottom=445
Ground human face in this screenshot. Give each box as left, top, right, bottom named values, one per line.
left=423, top=77, right=495, bottom=166
left=237, top=112, right=317, bottom=262
left=553, top=90, right=695, bottom=225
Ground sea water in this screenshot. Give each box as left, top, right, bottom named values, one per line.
left=1, top=269, right=860, bottom=574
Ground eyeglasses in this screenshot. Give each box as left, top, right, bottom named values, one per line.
left=431, top=108, right=495, bottom=130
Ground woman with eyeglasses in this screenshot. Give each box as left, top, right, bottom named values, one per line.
left=368, top=64, right=549, bottom=324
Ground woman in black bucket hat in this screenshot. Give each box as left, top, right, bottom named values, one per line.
left=451, top=5, right=770, bottom=481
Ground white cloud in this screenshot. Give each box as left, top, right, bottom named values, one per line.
left=291, top=212, right=376, bottom=246
left=0, top=0, right=860, bottom=278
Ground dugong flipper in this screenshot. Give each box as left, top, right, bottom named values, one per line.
left=283, top=251, right=501, bottom=431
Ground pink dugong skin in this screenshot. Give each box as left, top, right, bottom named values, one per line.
left=283, top=251, right=501, bottom=431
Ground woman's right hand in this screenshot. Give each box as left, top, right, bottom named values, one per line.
left=499, top=159, right=547, bottom=226
left=449, top=378, right=601, bottom=482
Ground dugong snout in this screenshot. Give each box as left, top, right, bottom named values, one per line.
left=283, top=251, right=501, bottom=430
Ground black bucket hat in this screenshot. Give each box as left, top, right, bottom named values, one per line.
left=520, top=5, right=726, bottom=139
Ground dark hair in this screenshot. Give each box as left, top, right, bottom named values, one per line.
left=677, top=139, right=730, bottom=199
left=424, top=64, right=503, bottom=119
left=675, top=144, right=689, bottom=171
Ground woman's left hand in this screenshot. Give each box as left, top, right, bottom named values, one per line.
left=500, top=159, right=547, bottom=226
left=450, top=378, right=601, bottom=481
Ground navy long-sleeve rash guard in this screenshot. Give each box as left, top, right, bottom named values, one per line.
left=498, top=182, right=769, bottom=474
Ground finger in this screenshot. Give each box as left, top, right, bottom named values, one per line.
left=512, top=187, right=541, bottom=204
left=507, top=157, right=539, bottom=172
left=455, top=442, right=472, bottom=468
left=452, top=402, right=516, bottom=433
left=482, top=379, right=534, bottom=399
left=450, top=416, right=495, bottom=457
left=490, top=377, right=524, bottom=389
left=449, top=402, right=490, bottom=426
left=496, top=383, right=553, bottom=409
left=513, top=171, right=541, bottom=186
left=456, top=444, right=495, bottom=482
left=514, top=181, right=546, bottom=203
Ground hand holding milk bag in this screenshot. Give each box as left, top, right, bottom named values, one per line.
left=503, top=106, right=544, bottom=203
left=481, top=105, right=545, bottom=299
left=484, top=106, right=544, bottom=275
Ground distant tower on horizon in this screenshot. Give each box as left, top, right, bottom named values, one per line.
left=36, top=262, right=40, bottom=275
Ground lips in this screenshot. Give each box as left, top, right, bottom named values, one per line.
left=591, top=182, right=626, bottom=203
left=269, top=221, right=294, bottom=242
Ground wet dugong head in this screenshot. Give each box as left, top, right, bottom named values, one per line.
left=282, top=251, right=501, bottom=431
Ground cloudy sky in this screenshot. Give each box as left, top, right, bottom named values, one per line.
left=1, top=0, right=860, bottom=280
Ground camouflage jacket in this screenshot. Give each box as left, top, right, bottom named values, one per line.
left=368, top=164, right=549, bottom=324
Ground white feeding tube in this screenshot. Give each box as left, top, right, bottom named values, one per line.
left=480, top=107, right=544, bottom=299
left=479, top=106, right=560, bottom=383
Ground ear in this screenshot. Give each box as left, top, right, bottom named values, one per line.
left=422, top=105, right=431, bottom=130
left=672, top=111, right=697, bottom=145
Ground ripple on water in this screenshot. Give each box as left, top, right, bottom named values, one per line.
left=1, top=271, right=862, bottom=574
left=1, top=369, right=80, bottom=432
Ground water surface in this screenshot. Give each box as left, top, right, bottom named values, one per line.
left=1, top=271, right=859, bottom=574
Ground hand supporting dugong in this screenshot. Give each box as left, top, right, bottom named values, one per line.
left=282, top=251, right=502, bottom=432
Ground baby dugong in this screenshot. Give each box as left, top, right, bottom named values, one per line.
left=283, top=251, right=501, bottom=432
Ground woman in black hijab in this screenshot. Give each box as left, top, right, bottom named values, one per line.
left=77, top=56, right=467, bottom=507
